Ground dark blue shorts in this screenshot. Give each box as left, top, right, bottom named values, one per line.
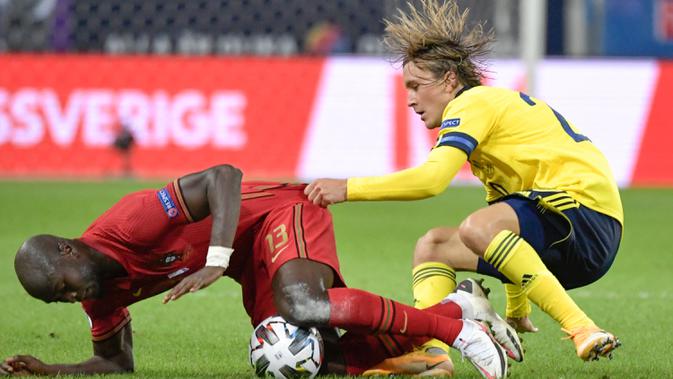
left=477, top=192, right=622, bottom=290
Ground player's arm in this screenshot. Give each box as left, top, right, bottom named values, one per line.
left=305, top=146, right=466, bottom=206
left=164, top=164, right=243, bottom=302
left=1, top=323, right=133, bottom=376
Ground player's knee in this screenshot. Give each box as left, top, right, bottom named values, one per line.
left=278, top=298, right=329, bottom=326
left=414, top=228, right=450, bottom=265
left=276, top=286, right=330, bottom=327
left=458, top=216, right=488, bottom=256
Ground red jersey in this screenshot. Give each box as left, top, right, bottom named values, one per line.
left=79, top=181, right=319, bottom=341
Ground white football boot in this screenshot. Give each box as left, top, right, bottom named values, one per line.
left=452, top=319, right=508, bottom=379
left=445, top=278, right=524, bottom=362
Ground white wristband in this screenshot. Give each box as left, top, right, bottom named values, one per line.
left=206, top=246, right=234, bottom=269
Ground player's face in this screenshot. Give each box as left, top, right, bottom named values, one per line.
left=55, top=271, right=99, bottom=303
left=403, top=61, right=456, bottom=129
left=47, top=260, right=101, bottom=303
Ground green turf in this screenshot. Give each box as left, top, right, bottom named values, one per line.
left=1, top=181, right=672, bottom=378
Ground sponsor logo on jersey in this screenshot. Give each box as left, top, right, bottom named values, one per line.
left=159, top=252, right=183, bottom=266
left=158, top=188, right=179, bottom=218
left=441, top=118, right=461, bottom=128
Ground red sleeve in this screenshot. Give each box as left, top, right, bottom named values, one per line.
left=81, top=301, right=131, bottom=341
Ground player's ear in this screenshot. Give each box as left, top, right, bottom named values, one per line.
left=442, top=70, right=458, bottom=91
left=57, top=240, right=78, bottom=258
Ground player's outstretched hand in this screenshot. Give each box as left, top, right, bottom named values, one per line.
left=506, top=316, right=539, bottom=333
left=304, top=178, right=347, bottom=207
left=2, top=355, right=47, bottom=376
left=163, top=266, right=225, bottom=303
left=0, top=361, right=9, bottom=376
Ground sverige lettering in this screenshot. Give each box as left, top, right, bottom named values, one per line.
left=0, top=88, right=248, bottom=148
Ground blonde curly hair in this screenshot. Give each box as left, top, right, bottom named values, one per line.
left=384, top=0, right=494, bottom=87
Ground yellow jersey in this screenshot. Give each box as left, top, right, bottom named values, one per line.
left=436, top=86, right=623, bottom=224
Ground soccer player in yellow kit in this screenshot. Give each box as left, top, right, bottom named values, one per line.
left=305, top=0, right=622, bottom=372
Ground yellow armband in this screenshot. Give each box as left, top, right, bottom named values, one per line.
left=346, top=146, right=466, bottom=201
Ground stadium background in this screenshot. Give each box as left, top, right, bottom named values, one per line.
left=1, top=0, right=672, bottom=184
left=1, top=1, right=673, bottom=378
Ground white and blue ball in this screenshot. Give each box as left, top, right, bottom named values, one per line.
left=249, top=316, right=323, bottom=378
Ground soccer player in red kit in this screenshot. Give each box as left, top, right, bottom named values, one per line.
left=2, top=165, right=510, bottom=378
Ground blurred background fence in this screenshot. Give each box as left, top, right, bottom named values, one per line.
left=0, top=0, right=671, bottom=185
left=2, top=0, right=673, bottom=57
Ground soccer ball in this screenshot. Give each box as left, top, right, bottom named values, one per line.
left=249, top=315, right=323, bottom=378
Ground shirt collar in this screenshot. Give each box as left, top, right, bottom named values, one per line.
left=455, top=85, right=472, bottom=98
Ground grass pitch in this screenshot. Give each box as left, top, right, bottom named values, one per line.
left=1, top=180, right=672, bottom=378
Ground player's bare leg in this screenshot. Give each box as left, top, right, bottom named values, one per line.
left=413, top=227, right=479, bottom=271
left=272, top=258, right=335, bottom=326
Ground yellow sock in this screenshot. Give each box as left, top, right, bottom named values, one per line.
left=412, top=262, right=456, bottom=308
left=484, top=230, right=596, bottom=331
left=505, top=283, right=531, bottom=319
left=412, top=262, right=455, bottom=354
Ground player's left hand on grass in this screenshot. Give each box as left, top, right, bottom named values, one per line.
left=163, top=266, right=225, bottom=303
left=2, top=355, right=47, bottom=376
left=304, top=178, right=347, bottom=207
left=0, top=362, right=10, bottom=376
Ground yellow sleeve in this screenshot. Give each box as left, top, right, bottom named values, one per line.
left=346, top=146, right=467, bottom=201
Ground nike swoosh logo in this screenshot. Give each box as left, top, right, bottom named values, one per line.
left=427, top=361, right=444, bottom=370
left=399, top=311, right=408, bottom=334
left=270, top=244, right=290, bottom=263
left=132, top=288, right=142, bottom=297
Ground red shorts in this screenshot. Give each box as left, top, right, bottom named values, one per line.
left=238, top=201, right=346, bottom=326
